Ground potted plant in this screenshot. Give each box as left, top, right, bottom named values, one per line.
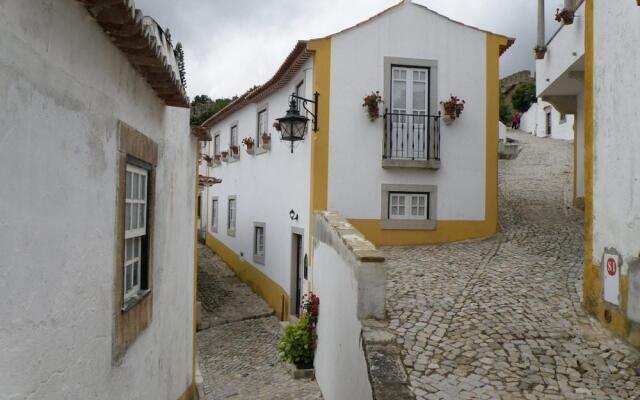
left=230, top=145, right=240, bottom=159
left=278, top=293, right=320, bottom=379
left=261, top=132, right=271, bottom=149
left=273, top=122, right=281, bottom=132
left=362, top=91, right=383, bottom=121
left=202, top=154, right=212, bottom=166
left=221, top=150, right=229, bottom=162
left=213, top=154, right=221, bottom=165
left=242, top=137, right=255, bottom=154
left=534, top=45, right=547, bottom=60
left=555, top=8, right=574, bottom=25
left=440, top=95, right=466, bottom=125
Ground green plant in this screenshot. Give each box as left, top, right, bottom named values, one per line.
left=279, top=316, right=315, bottom=368
left=511, top=83, right=536, bottom=113
left=362, top=91, right=383, bottom=121
left=499, top=96, right=512, bottom=124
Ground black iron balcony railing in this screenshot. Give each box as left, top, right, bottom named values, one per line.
left=383, top=110, right=440, bottom=161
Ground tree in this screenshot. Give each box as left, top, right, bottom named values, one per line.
left=511, top=83, right=536, bottom=113
left=500, top=95, right=512, bottom=125
left=174, top=42, right=186, bottom=89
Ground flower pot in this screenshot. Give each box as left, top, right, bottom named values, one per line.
left=535, top=49, right=546, bottom=60
left=443, top=104, right=456, bottom=117
left=221, top=152, right=229, bottom=162
left=246, top=146, right=254, bottom=155
left=443, top=115, right=455, bottom=126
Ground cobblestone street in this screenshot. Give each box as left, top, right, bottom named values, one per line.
left=196, top=245, right=322, bottom=400
left=385, top=131, right=640, bottom=399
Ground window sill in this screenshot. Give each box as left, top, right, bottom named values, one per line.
left=380, top=219, right=437, bottom=230
left=253, top=254, right=265, bottom=265
left=382, top=159, right=441, bottom=170
left=121, top=289, right=152, bottom=313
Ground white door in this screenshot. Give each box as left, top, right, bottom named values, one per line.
left=390, top=67, right=429, bottom=160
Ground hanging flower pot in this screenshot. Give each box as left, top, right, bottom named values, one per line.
left=242, top=137, right=255, bottom=154
left=261, top=133, right=271, bottom=150
left=555, top=8, right=574, bottom=25
left=534, top=46, right=547, bottom=60
left=362, top=91, right=383, bottom=121
left=440, top=95, right=465, bottom=125
left=221, top=151, right=229, bottom=162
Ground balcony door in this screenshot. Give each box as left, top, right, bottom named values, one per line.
left=390, top=66, right=430, bottom=160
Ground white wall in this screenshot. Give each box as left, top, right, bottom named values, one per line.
left=519, top=99, right=575, bottom=141
left=499, top=122, right=507, bottom=141
left=0, top=1, right=195, bottom=399
left=592, top=1, right=640, bottom=272
left=328, top=2, right=488, bottom=221
left=204, top=60, right=314, bottom=309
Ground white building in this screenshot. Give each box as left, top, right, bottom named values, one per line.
left=200, top=0, right=512, bottom=319
left=537, top=0, right=640, bottom=348
left=0, top=1, right=198, bottom=399
left=519, top=98, right=575, bottom=141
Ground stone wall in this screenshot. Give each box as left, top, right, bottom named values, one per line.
left=312, top=212, right=413, bottom=399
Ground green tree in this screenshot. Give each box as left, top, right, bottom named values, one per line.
left=174, top=42, right=186, bottom=89
left=500, top=95, right=512, bottom=124
left=511, top=83, right=536, bottom=113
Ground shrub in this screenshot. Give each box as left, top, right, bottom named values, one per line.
left=278, top=316, right=315, bottom=368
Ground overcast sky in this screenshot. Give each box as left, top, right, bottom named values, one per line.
left=135, top=0, right=564, bottom=100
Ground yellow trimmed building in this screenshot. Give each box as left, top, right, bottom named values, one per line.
left=200, top=0, right=513, bottom=320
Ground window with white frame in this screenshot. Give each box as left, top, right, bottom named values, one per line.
left=227, top=197, right=236, bottom=235
left=253, top=222, right=266, bottom=264
left=230, top=124, right=238, bottom=148
left=389, top=192, right=430, bottom=220
left=213, top=133, right=221, bottom=155
left=211, top=198, right=218, bottom=232
left=257, top=108, right=268, bottom=144
left=124, top=163, right=148, bottom=301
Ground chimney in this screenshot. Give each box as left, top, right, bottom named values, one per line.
left=537, top=0, right=545, bottom=48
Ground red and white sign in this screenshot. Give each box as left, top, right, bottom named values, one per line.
left=603, top=252, right=620, bottom=305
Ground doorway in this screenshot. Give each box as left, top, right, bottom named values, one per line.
left=290, top=230, right=304, bottom=317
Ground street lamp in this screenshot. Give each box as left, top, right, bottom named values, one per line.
left=277, top=92, right=319, bottom=153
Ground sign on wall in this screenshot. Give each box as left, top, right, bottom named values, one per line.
left=603, top=251, right=621, bottom=306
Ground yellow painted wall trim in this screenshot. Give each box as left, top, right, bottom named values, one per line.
left=350, top=219, right=496, bottom=246
left=177, top=383, right=196, bottom=400
left=583, top=0, right=595, bottom=313
left=485, top=33, right=507, bottom=237
left=307, top=38, right=331, bottom=268
left=206, top=233, right=290, bottom=320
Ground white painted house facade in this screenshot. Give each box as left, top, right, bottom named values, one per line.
left=0, top=1, right=198, bottom=399
left=200, top=0, right=512, bottom=319
left=536, top=0, right=640, bottom=348
left=520, top=98, right=575, bottom=141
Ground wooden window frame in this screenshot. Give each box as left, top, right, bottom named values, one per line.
left=113, top=121, right=158, bottom=363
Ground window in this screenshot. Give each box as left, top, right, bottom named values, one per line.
left=257, top=108, right=268, bottom=144
left=389, top=193, right=429, bottom=220
left=230, top=124, right=238, bottom=148
left=213, top=133, right=220, bottom=155
left=211, top=198, right=218, bottom=233
left=124, top=163, right=149, bottom=302
left=253, top=222, right=266, bottom=264
left=295, top=80, right=305, bottom=110
left=381, top=184, right=436, bottom=230
left=227, top=196, right=236, bottom=236
left=114, top=121, right=156, bottom=361
left=383, top=57, right=438, bottom=165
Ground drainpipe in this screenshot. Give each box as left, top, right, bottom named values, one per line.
left=537, top=0, right=545, bottom=49
left=564, top=0, right=574, bottom=11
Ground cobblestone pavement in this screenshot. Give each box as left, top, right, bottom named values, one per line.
left=385, top=131, right=640, bottom=400
left=197, top=245, right=323, bottom=400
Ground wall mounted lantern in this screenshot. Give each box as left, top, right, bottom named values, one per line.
left=289, top=209, right=299, bottom=221
left=277, top=92, right=319, bottom=153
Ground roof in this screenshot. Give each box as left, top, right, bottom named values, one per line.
left=202, top=41, right=313, bottom=128
left=201, top=1, right=514, bottom=128
left=78, top=0, right=189, bottom=108
left=321, top=1, right=514, bottom=56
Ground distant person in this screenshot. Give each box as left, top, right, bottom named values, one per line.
left=512, top=112, right=521, bottom=130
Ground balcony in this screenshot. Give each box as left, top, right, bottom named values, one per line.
left=382, top=111, right=441, bottom=169
left=536, top=0, right=585, bottom=108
